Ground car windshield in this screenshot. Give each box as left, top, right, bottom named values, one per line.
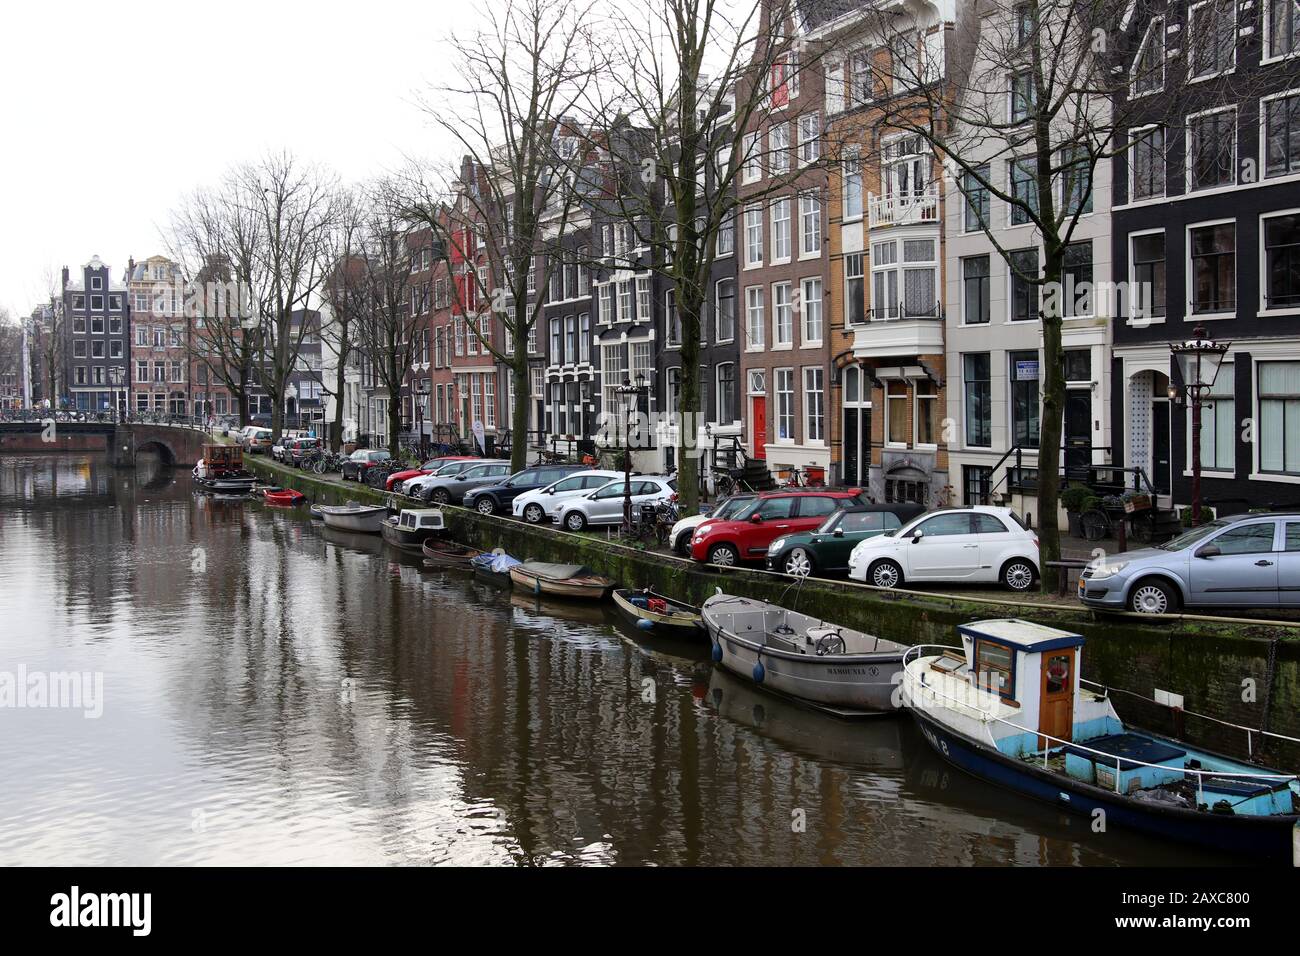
left=815, top=512, right=843, bottom=533
left=1159, top=519, right=1232, bottom=551
left=715, top=496, right=757, bottom=521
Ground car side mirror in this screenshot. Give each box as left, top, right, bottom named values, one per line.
left=750, top=513, right=764, bottom=523
left=832, top=528, right=845, bottom=538
left=1196, top=544, right=1220, bottom=559
left=911, top=530, right=924, bottom=542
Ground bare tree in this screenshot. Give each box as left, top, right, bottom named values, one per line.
left=321, top=188, right=368, bottom=451
left=586, top=0, right=824, bottom=513
left=400, top=0, right=601, bottom=471
left=0, top=308, right=19, bottom=408
left=351, top=182, right=423, bottom=458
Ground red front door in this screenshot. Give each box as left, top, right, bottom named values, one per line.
left=752, top=397, right=767, bottom=460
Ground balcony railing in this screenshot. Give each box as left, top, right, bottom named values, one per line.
left=867, top=184, right=940, bottom=227
left=869, top=302, right=943, bottom=322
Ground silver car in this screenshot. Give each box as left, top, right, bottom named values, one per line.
left=1078, top=514, right=1299, bottom=614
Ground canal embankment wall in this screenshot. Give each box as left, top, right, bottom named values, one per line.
left=249, top=456, right=1300, bottom=771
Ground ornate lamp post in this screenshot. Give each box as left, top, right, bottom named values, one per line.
left=414, top=380, right=430, bottom=460
left=614, top=372, right=649, bottom=534
left=1169, top=326, right=1230, bottom=526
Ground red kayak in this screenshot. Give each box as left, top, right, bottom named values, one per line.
left=262, top=488, right=306, bottom=506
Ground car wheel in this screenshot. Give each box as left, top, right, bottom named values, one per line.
left=427, top=488, right=447, bottom=505
left=1001, top=559, right=1036, bottom=592
left=564, top=511, right=588, bottom=532
left=476, top=498, right=497, bottom=516
left=673, top=533, right=691, bottom=557
left=869, top=559, right=903, bottom=589
left=523, top=503, right=545, bottom=524
left=708, top=543, right=740, bottom=568
left=783, top=548, right=815, bottom=577
left=1128, top=578, right=1179, bottom=615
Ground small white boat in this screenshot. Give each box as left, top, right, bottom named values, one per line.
left=317, top=501, right=387, bottom=534
left=381, top=509, right=446, bottom=552
left=701, top=594, right=908, bottom=716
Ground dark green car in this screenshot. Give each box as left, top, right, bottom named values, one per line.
left=764, top=504, right=925, bottom=577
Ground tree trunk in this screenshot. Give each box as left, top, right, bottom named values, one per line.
left=1037, top=254, right=1065, bottom=591
left=332, top=339, right=347, bottom=452
left=388, top=391, right=403, bottom=460
left=677, top=299, right=702, bottom=515
left=512, top=353, right=528, bottom=472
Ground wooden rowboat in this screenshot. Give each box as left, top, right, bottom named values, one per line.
left=421, top=538, right=483, bottom=569
left=611, top=588, right=703, bottom=636
left=508, top=562, right=615, bottom=601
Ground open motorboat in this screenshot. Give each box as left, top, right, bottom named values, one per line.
left=421, top=538, right=483, bottom=569
left=701, top=593, right=908, bottom=716
left=381, top=508, right=446, bottom=553
left=262, top=487, right=306, bottom=506
left=611, top=588, right=703, bottom=636
left=316, top=501, right=387, bottom=534
left=508, top=562, right=615, bottom=601
left=902, top=619, right=1300, bottom=861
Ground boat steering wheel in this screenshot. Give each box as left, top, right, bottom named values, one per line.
left=814, top=632, right=846, bottom=657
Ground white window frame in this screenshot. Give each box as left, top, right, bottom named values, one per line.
left=744, top=204, right=764, bottom=269
left=772, top=281, right=793, bottom=348
left=798, top=191, right=822, bottom=258
left=1260, top=87, right=1300, bottom=181
left=1185, top=217, right=1238, bottom=321
left=1185, top=105, right=1237, bottom=193
left=802, top=366, right=825, bottom=445
left=1264, top=0, right=1300, bottom=62
left=1187, top=0, right=1237, bottom=83
left=744, top=285, right=765, bottom=352
left=1259, top=207, right=1300, bottom=316
left=1129, top=123, right=1167, bottom=202
left=800, top=277, right=822, bottom=347
left=1127, top=228, right=1168, bottom=327
left=775, top=367, right=795, bottom=443
left=1129, top=16, right=1166, bottom=98
left=770, top=197, right=791, bottom=264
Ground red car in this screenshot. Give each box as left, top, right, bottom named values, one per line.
left=385, top=456, right=476, bottom=491
left=689, top=489, right=866, bottom=567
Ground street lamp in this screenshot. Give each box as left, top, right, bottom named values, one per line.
left=614, top=372, right=649, bottom=534
left=108, top=366, right=124, bottom=422
left=414, top=380, right=430, bottom=460
left=1169, top=325, right=1230, bottom=526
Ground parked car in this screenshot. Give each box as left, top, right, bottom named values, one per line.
left=847, top=506, right=1039, bottom=592
left=1078, top=514, right=1300, bottom=614
left=340, top=449, right=392, bottom=481
left=399, top=459, right=482, bottom=497
left=513, top=469, right=625, bottom=524
left=242, top=427, right=273, bottom=454
left=272, top=435, right=315, bottom=462
left=386, top=456, right=476, bottom=492
left=555, top=476, right=678, bottom=531
left=463, top=464, right=589, bottom=516
left=667, top=494, right=759, bottom=556
left=416, top=460, right=512, bottom=504
left=689, top=490, right=866, bottom=566
left=287, top=437, right=324, bottom=466
left=765, top=503, right=926, bottom=577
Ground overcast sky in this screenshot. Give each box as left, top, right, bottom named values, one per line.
left=0, top=0, right=470, bottom=318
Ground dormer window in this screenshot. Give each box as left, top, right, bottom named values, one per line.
left=1132, top=17, right=1165, bottom=95
left=91, top=275, right=102, bottom=291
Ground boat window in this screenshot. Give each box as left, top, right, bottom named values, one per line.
left=974, top=640, right=1014, bottom=699
left=1045, top=654, right=1070, bottom=694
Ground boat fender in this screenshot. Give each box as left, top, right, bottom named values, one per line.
left=752, top=659, right=766, bottom=684
left=711, top=643, right=723, bottom=663
left=636, top=618, right=654, bottom=631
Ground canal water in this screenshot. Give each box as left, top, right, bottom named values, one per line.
left=0, top=454, right=1234, bottom=866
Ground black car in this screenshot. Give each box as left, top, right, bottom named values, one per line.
left=462, top=463, right=588, bottom=516
left=764, top=503, right=927, bottom=577
left=340, top=449, right=391, bottom=481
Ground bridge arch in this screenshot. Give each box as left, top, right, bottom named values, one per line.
left=134, top=439, right=177, bottom=467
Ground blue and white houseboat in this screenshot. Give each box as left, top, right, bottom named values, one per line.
left=901, top=620, right=1300, bottom=861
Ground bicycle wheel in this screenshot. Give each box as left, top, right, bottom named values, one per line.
left=1080, top=509, right=1111, bottom=542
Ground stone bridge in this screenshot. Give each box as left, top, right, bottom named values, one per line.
left=0, top=420, right=210, bottom=468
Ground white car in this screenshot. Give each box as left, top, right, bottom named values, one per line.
left=554, top=476, right=677, bottom=532
left=847, top=506, right=1040, bottom=592
left=512, top=469, right=623, bottom=524
left=666, top=493, right=759, bottom=555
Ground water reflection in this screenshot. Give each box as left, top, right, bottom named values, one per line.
left=0, top=453, right=1237, bottom=866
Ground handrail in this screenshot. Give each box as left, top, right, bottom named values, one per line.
left=902, top=646, right=1300, bottom=793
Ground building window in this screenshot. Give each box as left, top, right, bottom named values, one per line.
left=799, top=192, right=821, bottom=256
left=1189, top=0, right=1236, bottom=79
left=717, top=212, right=735, bottom=257
left=961, top=164, right=990, bottom=232
left=845, top=253, right=865, bottom=325
left=1009, top=159, right=1038, bottom=225
left=1133, top=17, right=1165, bottom=94
left=635, top=276, right=651, bottom=323
left=1264, top=92, right=1300, bottom=178
left=800, top=277, right=822, bottom=344
left=744, top=204, right=763, bottom=266
left=1009, top=351, right=1040, bottom=448
left=1268, top=0, right=1300, bottom=58
left=1189, top=222, right=1236, bottom=314
left=73, top=341, right=86, bottom=358
left=916, top=378, right=937, bottom=446
left=772, top=282, right=793, bottom=345
left=1260, top=362, right=1300, bottom=474
left=1009, top=248, right=1039, bottom=321
left=798, top=112, right=821, bottom=164
left=769, top=122, right=790, bottom=175
left=871, top=241, right=898, bottom=319
left=775, top=368, right=795, bottom=441
left=1059, top=146, right=1092, bottom=216
left=803, top=367, right=824, bottom=443
left=885, top=380, right=909, bottom=446
left=962, top=256, right=990, bottom=325
left=1010, top=70, right=1034, bottom=124
left=1061, top=242, right=1093, bottom=318
left=565, top=316, right=577, bottom=364
left=1131, top=232, right=1167, bottom=320
left=665, top=290, right=681, bottom=346
left=665, top=367, right=681, bottom=414
left=550, top=317, right=562, bottom=359
left=745, top=286, right=765, bottom=349
left=601, top=343, right=628, bottom=417
left=716, top=279, right=736, bottom=342
left=1198, top=363, right=1235, bottom=471
left=1264, top=214, right=1300, bottom=310
left=843, top=149, right=863, bottom=219
left=1131, top=126, right=1166, bottom=200
left=598, top=284, right=614, bottom=324
left=964, top=353, right=991, bottom=448
left=579, top=313, right=591, bottom=363
left=742, top=132, right=762, bottom=183
left=770, top=198, right=791, bottom=262
left=1187, top=109, right=1236, bottom=190
left=717, top=363, right=736, bottom=423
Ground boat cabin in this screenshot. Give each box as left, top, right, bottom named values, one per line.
left=920, top=620, right=1296, bottom=816
left=394, top=509, right=445, bottom=533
